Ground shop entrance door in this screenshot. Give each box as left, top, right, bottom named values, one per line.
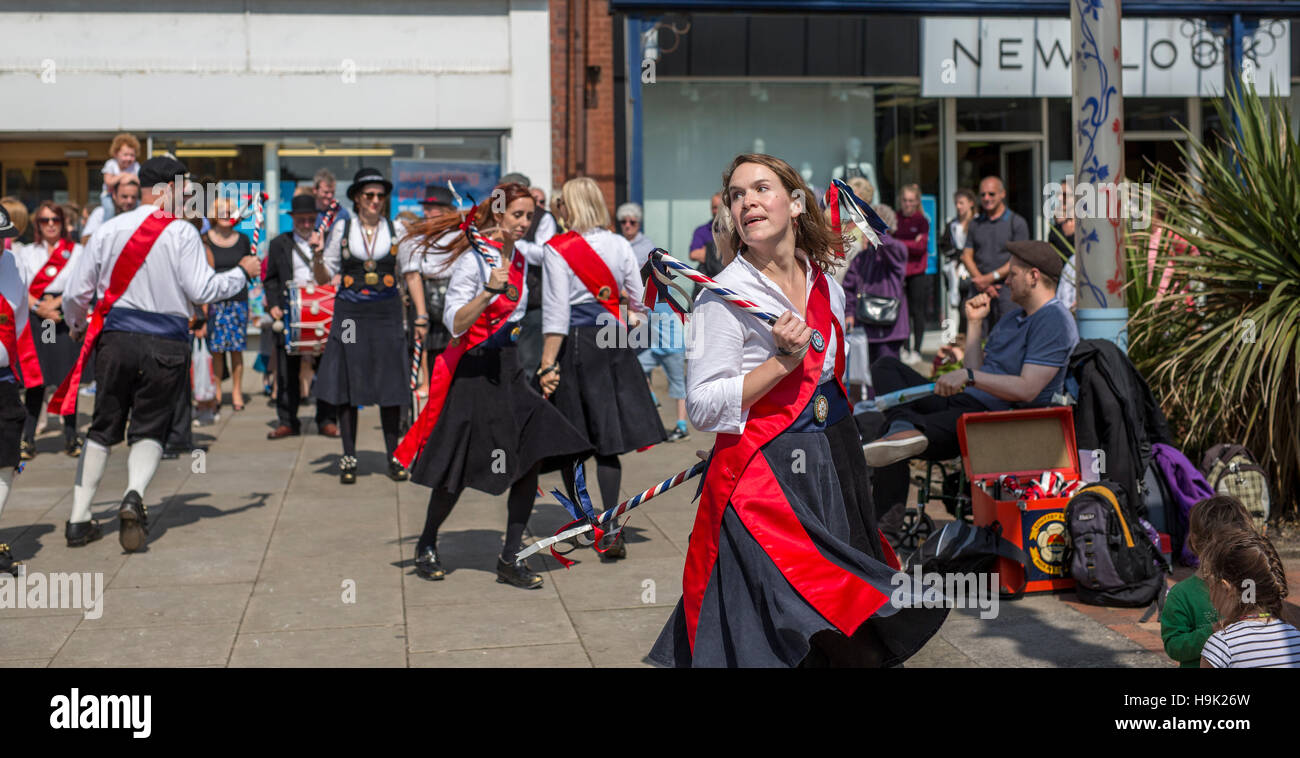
left=1000, top=142, right=1042, bottom=239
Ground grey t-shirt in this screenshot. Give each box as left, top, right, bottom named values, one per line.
left=966, top=298, right=1079, bottom=410
left=967, top=208, right=1030, bottom=275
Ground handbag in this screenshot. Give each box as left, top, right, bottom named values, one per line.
left=855, top=292, right=900, bottom=327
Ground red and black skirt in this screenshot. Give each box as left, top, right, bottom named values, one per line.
left=648, top=383, right=948, bottom=667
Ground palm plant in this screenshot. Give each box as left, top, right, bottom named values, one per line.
left=1127, top=82, right=1300, bottom=521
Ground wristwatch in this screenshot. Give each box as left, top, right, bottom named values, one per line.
left=965, top=368, right=976, bottom=387
left=992, top=270, right=1002, bottom=282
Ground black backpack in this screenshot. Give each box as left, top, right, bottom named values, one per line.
left=911, top=521, right=1030, bottom=599
left=1064, top=482, right=1170, bottom=610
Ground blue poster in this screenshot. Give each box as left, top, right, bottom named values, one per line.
left=391, top=160, right=500, bottom=217
left=922, top=194, right=939, bottom=275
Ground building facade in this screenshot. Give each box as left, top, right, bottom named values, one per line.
left=0, top=0, right=552, bottom=241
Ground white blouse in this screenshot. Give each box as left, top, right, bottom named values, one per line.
left=18, top=240, right=84, bottom=294
left=0, top=248, right=31, bottom=370
left=539, top=227, right=647, bottom=336
left=685, top=251, right=847, bottom=435
left=442, top=236, right=544, bottom=338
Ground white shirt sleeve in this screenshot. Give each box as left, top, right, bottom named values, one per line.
left=101, top=158, right=119, bottom=176
left=171, top=221, right=249, bottom=306
left=512, top=238, right=547, bottom=266
left=62, top=230, right=105, bottom=332
left=395, top=220, right=419, bottom=275
left=1200, top=631, right=1231, bottom=668
left=534, top=212, right=557, bottom=245
left=322, top=220, right=345, bottom=276
left=442, top=252, right=487, bottom=338
left=541, top=243, right=571, bottom=336
left=685, top=292, right=748, bottom=434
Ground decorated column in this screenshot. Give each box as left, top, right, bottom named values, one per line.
left=1071, top=0, right=1128, bottom=348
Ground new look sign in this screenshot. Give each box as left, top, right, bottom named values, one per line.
left=922, top=18, right=1290, bottom=98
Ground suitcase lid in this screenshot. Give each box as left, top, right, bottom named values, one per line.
left=957, top=406, right=1080, bottom=481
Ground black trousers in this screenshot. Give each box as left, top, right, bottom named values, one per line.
left=163, top=339, right=194, bottom=452
left=275, top=348, right=337, bottom=433
left=904, top=274, right=930, bottom=353
left=867, top=356, right=990, bottom=522
left=90, top=331, right=189, bottom=447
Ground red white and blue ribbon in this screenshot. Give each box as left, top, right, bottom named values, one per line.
left=250, top=191, right=268, bottom=253
left=516, top=460, right=707, bottom=565
left=446, top=181, right=502, bottom=267
left=823, top=178, right=889, bottom=258
left=644, top=249, right=826, bottom=352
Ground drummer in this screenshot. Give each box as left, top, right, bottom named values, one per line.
left=316, top=168, right=411, bottom=483
left=264, top=194, right=340, bottom=439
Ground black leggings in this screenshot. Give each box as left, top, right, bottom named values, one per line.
left=23, top=387, right=76, bottom=445
left=905, top=274, right=929, bottom=353
left=560, top=454, right=622, bottom=515
left=416, top=462, right=542, bottom=561
left=338, top=404, right=401, bottom=458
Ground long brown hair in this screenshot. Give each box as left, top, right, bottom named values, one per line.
left=32, top=200, right=69, bottom=243
left=1203, top=528, right=1289, bottom=620
left=403, top=182, right=534, bottom=274
left=1188, top=494, right=1255, bottom=557
left=720, top=153, right=846, bottom=273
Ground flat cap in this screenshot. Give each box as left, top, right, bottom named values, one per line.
left=1006, top=240, right=1065, bottom=280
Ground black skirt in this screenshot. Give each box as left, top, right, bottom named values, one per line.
left=314, top=295, right=409, bottom=407
left=408, top=344, right=593, bottom=496
left=32, top=311, right=79, bottom=387
left=551, top=324, right=666, bottom=456
left=648, top=407, right=948, bottom=668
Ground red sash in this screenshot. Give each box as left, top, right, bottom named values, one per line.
left=16, top=239, right=75, bottom=388
left=548, top=231, right=623, bottom=323
left=0, top=296, right=21, bottom=380
left=394, top=245, right=525, bottom=467
left=681, top=268, right=892, bottom=653
left=50, top=209, right=175, bottom=416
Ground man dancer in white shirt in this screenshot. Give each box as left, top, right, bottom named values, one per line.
left=60, top=156, right=260, bottom=551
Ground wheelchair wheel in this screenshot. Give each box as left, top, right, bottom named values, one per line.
left=898, top=506, right=936, bottom=550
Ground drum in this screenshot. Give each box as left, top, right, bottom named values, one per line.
left=285, top=282, right=336, bottom=355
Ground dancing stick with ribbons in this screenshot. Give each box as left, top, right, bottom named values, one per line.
left=516, top=460, right=707, bottom=565
left=250, top=191, right=268, bottom=253
left=643, top=249, right=834, bottom=351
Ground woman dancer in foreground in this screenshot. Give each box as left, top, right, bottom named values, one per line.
left=648, top=154, right=946, bottom=667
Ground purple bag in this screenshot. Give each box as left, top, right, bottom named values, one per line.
left=1150, top=442, right=1216, bottom=566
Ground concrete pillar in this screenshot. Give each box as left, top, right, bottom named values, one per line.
left=1071, top=0, right=1128, bottom=348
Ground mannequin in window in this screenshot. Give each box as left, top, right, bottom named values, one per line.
left=830, top=137, right=877, bottom=191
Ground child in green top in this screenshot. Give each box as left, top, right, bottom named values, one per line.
left=1161, top=495, right=1255, bottom=667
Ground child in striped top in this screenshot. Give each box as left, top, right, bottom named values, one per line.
left=1200, top=528, right=1299, bottom=668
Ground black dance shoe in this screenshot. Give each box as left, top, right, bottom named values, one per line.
left=65, top=520, right=103, bottom=548
left=597, top=531, right=627, bottom=561
left=118, top=490, right=149, bottom=553
left=496, top=557, right=543, bottom=589
left=414, top=545, right=446, bottom=580
left=65, top=438, right=83, bottom=457
left=339, top=455, right=358, bottom=485
left=0, top=543, right=20, bottom=576
left=19, top=440, right=34, bottom=461
left=387, top=456, right=409, bottom=482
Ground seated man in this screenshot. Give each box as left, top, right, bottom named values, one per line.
left=862, top=240, right=1079, bottom=538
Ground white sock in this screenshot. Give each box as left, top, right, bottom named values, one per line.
left=126, top=439, right=164, bottom=502
left=0, top=468, right=13, bottom=522
left=71, top=440, right=111, bottom=523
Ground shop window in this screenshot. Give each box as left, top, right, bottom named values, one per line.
left=150, top=142, right=264, bottom=187
left=1123, top=98, right=1188, bottom=132
left=1124, top=140, right=1187, bottom=182
left=956, top=98, right=1042, bottom=133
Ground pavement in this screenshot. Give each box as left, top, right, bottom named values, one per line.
left=2, top=353, right=1297, bottom=668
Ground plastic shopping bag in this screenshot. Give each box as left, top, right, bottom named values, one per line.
left=192, top=338, right=217, bottom=403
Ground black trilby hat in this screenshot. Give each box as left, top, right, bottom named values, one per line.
left=346, top=168, right=393, bottom=201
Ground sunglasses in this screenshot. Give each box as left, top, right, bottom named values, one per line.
left=618, top=218, right=638, bottom=225
left=36, top=216, right=61, bottom=224
left=980, top=192, right=999, bottom=197
left=361, top=191, right=387, bottom=200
